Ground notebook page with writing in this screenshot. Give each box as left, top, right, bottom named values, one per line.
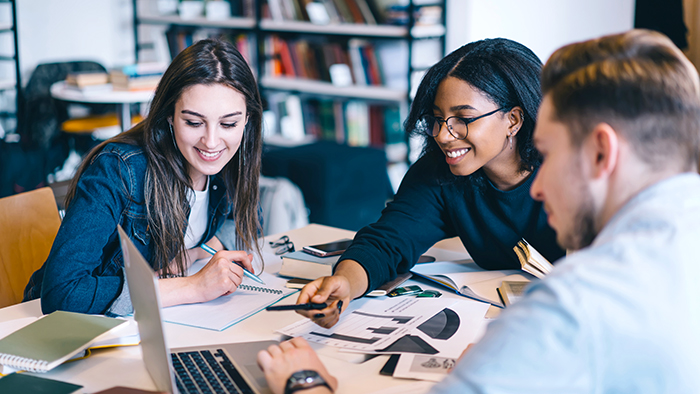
left=160, top=272, right=297, bottom=331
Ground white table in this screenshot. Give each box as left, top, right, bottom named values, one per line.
left=0, top=224, right=478, bottom=394
left=50, top=81, right=155, bottom=133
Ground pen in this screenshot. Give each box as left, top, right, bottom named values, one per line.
left=266, top=303, right=328, bottom=311
left=200, top=243, right=265, bottom=285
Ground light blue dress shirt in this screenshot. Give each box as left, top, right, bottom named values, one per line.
left=432, top=173, right=700, bottom=393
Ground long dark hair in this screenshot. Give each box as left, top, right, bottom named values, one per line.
left=66, top=38, right=263, bottom=277
left=405, top=38, right=543, bottom=180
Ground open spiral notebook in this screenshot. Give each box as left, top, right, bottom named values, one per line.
left=160, top=265, right=297, bottom=331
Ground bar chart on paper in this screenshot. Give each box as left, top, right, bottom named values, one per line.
left=277, top=298, right=457, bottom=352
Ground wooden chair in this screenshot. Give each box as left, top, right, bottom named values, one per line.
left=0, top=187, right=61, bottom=308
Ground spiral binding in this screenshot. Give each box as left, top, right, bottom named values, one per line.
left=0, top=353, right=49, bottom=372
left=239, top=284, right=283, bottom=294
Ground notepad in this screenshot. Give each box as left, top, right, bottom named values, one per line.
left=0, top=311, right=125, bottom=373
left=160, top=272, right=297, bottom=331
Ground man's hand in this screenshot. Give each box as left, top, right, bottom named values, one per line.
left=257, top=337, right=337, bottom=394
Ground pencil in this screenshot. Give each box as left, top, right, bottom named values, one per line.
left=200, top=243, right=265, bottom=285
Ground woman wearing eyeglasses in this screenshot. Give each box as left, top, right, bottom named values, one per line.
left=296, top=38, right=566, bottom=328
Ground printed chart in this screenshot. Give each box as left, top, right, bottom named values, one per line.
left=278, top=298, right=457, bottom=351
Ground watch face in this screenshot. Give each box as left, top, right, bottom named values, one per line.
left=291, top=370, right=320, bottom=384
left=287, top=369, right=328, bottom=393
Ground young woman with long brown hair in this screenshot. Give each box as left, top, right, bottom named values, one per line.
left=24, top=38, right=263, bottom=315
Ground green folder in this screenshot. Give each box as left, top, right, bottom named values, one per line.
left=0, top=311, right=125, bottom=373
left=0, top=373, right=82, bottom=394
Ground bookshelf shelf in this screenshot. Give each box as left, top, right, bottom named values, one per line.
left=132, top=0, right=446, bottom=169
left=260, top=20, right=408, bottom=37
left=137, top=15, right=256, bottom=29
left=411, top=25, right=446, bottom=38
left=0, top=23, right=12, bottom=32
left=261, top=76, right=407, bottom=101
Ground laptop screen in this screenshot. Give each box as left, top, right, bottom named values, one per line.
left=118, top=225, right=176, bottom=393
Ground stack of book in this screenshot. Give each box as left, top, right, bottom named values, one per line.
left=65, top=71, right=111, bottom=94
left=279, top=250, right=340, bottom=280
left=65, top=71, right=109, bottom=89
left=109, top=63, right=166, bottom=92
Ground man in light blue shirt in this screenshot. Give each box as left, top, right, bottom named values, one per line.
left=256, top=29, right=700, bottom=394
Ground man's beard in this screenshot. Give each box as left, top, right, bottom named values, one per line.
left=557, top=166, right=598, bottom=251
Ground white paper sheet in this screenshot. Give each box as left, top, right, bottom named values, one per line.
left=277, top=298, right=457, bottom=352
left=341, top=298, right=490, bottom=358
left=393, top=353, right=457, bottom=382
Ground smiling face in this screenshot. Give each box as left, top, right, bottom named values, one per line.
left=171, top=83, right=247, bottom=191
left=530, top=96, right=597, bottom=250
left=432, top=77, right=518, bottom=179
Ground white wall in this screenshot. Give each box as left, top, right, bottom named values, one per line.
left=446, top=0, right=635, bottom=63
left=16, top=0, right=134, bottom=84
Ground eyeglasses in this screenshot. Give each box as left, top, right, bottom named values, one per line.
left=269, top=235, right=295, bottom=255
left=416, top=107, right=505, bottom=140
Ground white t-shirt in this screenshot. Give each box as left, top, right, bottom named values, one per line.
left=184, top=176, right=210, bottom=250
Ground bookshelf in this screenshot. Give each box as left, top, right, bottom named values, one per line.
left=0, top=0, right=21, bottom=135
left=132, top=0, right=446, bottom=177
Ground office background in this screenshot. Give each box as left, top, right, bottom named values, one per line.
left=2, top=0, right=696, bottom=231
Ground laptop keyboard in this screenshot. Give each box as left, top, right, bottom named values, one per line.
left=171, top=349, right=255, bottom=394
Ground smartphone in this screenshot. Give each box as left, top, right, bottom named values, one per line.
left=302, top=238, right=353, bottom=257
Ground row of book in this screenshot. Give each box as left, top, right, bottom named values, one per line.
left=264, top=36, right=399, bottom=87
left=165, top=27, right=256, bottom=69
left=266, top=93, right=407, bottom=160
left=265, top=0, right=381, bottom=24
left=263, top=0, right=443, bottom=27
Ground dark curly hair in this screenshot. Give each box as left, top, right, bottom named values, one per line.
left=405, top=38, right=543, bottom=185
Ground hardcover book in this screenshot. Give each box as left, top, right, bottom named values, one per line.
left=279, top=250, right=341, bottom=280
left=513, top=239, right=554, bottom=279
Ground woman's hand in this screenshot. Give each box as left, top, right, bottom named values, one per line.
left=189, top=250, right=254, bottom=301
left=159, top=249, right=253, bottom=306
left=296, top=276, right=351, bottom=328
left=257, top=337, right=337, bottom=394
left=294, top=259, right=369, bottom=328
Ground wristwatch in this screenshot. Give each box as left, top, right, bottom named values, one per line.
left=284, top=370, right=332, bottom=394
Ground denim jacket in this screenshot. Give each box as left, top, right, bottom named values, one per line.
left=23, top=142, right=238, bottom=315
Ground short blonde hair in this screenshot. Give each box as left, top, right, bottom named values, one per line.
left=542, top=29, right=700, bottom=170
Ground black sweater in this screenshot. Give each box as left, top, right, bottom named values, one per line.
left=339, top=154, right=565, bottom=293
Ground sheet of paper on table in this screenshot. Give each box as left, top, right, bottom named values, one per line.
left=277, top=298, right=458, bottom=352
left=393, top=353, right=457, bottom=382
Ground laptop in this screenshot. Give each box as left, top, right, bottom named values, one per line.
left=118, top=225, right=276, bottom=394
